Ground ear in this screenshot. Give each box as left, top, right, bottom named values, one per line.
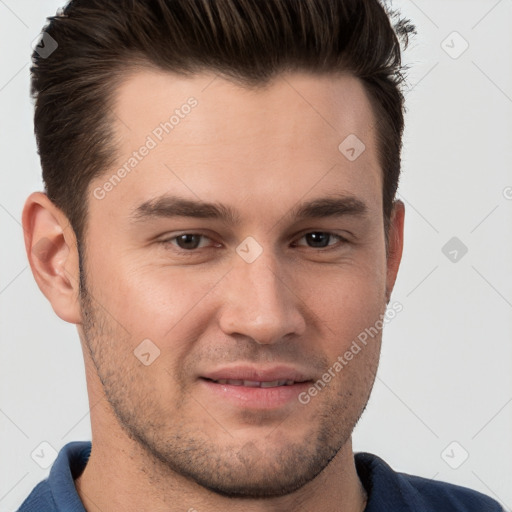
left=22, top=192, right=83, bottom=324
left=385, top=199, right=405, bottom=303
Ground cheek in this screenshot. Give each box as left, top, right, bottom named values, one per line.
left=92, top=256, right=226, bottom=346
left=305, top=258, right=387, bottom=335
left=310, top=268, right=385, bottom=403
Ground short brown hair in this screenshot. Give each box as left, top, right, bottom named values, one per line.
left=31, top=0, right=414, bottom=245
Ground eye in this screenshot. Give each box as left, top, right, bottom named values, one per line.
left=294, top=232, right=346, bottom=249
left=165, top=233, right=215, bottom=250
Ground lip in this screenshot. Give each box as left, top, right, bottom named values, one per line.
left=200, top=365, right=312, bottom=383
left=199, top=379, right=311, bottom=409
left=199, top=365, right=314, bottom=410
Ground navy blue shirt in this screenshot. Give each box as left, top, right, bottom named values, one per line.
left=18, top=441, right=503, bottom=511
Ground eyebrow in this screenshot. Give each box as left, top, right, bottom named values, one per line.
left=129, top=194, right=369, bottom=225
left=289, top=195, right=368, bottom=221
left=130, top=196, right=241, bottom=225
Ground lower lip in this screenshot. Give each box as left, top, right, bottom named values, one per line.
left=199, top=378, right=311, bottom=409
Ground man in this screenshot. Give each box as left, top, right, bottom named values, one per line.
left=18, top=0, right=503, bottom=510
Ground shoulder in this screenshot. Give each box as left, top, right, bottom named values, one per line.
left=355, top=452, right=504, bottom=512
left=400, top=472, right=503, bottom=511
left=17, top=481, right=56, bottom=512
left=16, top=441, right=91, bottom=512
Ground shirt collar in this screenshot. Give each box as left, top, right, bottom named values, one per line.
left=48, top=441, right=90, bottom=512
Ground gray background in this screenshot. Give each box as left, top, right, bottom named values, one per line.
left=1, top=0, right=511, bottom=510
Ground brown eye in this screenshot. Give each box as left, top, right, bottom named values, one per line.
left=163, top=233, right=215, bottom=251
left=175, top=234, right=203, bottom=250
left=296, top=232, right=343, bottom=248
left=306, top=232, right=330, bottom=248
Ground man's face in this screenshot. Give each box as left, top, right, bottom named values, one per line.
left=79, top=70, right=397, bottom=497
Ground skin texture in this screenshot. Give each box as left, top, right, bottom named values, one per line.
left=23, top=70, right=404, bottom=512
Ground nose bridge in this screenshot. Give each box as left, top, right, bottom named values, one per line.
left=218, top=247, right=305, bottom=344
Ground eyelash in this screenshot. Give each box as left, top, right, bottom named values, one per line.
left=159, top=231, right=349, bottom=253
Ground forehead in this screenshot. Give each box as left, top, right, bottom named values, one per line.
left=98, top=68, right=382, bottom=220
left=112, top=68, right=377, bottom=149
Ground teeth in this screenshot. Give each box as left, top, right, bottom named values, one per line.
left=213, top=379, right=296, bottom=387
left=244, top=380, right=261, bottom=387
left=260, top=380, right=281, bottom=388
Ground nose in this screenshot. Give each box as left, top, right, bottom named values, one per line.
left=217, top=252, right=306, bottom=345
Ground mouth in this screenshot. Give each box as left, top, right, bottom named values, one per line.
left=197, top=366, right=314, bottom=409
left=203, top=378, right=299, bottom=388
left=200, top=364, right=313, bottom=384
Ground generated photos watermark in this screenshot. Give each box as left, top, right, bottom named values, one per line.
left=298, top=301, right=403, bottom=405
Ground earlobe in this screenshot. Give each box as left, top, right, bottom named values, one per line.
left=385, top=199, right=405, bottom=303
left=22, top=192, right=83, bottom=324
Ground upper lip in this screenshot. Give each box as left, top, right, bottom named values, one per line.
left=200, top=365, right=313, bottom=383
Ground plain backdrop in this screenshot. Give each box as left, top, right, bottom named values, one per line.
left=1, top=1, right=511, bottom=511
